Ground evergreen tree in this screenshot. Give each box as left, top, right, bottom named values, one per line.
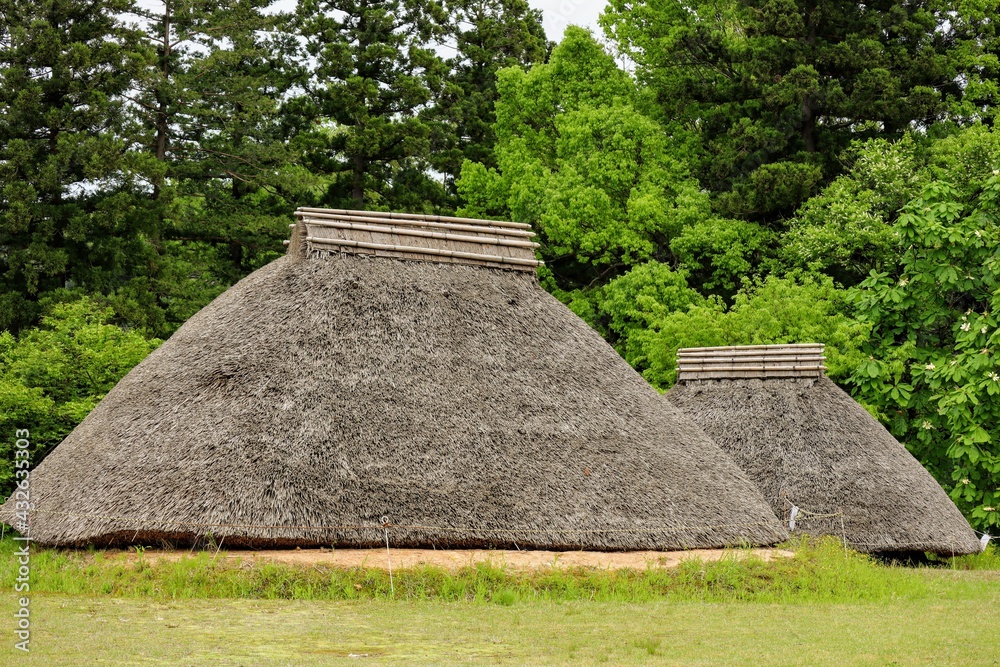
left=429, top=0, right=548, bottom=187
left=292, top=0, right=449, bottom=210
left=603, top=0, right=964, bottom=221
left=0, top=0, right=157, bottom=332
left=131, top=0, right=302, bottom=329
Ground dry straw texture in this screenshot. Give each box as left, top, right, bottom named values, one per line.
left=2, top=218, right=787, bottom=549
left=667, top=353, right=982, bottom=555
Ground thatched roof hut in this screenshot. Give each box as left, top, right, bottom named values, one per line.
left=2, top=209, right=787, bottom=550
left=666, top=344, right=982, bottom=555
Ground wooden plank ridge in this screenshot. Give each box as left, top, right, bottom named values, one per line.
left=292, top=207, right=544, bottom=272
left=295, top=207, right=532, bottom=230
left=297, top=210, right=538, bottom=238
left=677, top=349, right=823, bottom=358
left=676, top=344, right=828, bottom=381
left=302, top=218, right=540, bottom=249
left=678, top=344, right=823, bottom=354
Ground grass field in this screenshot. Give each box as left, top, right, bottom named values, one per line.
left=1, top=538, right=998, bottom=665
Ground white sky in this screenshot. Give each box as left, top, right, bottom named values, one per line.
left=135, top=0, right=604, bottom=47
left=259, top=0, right=605, bottom=41
left=527, top=0, right=606, bottom=40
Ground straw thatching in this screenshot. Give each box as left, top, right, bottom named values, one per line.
left=667, top=344, right=982, bottom=555
left=1, top=210, right=788, bottom=550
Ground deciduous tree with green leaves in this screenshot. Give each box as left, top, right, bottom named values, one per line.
left=619, top=273, right=867, bottom=390
left=458, top=27, right=711, bottom=290
left=0, top=297, right=160, bottom=496
left=851, top=178, right=1000, bottom=531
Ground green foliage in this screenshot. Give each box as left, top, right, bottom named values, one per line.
left=632, top=275, right=869, bottom=390
left=566, top=261, right=705, bottom=366
left=0, top=297, right=160, bottom=495
left=131, top=0, right=306, bottom=330
left=671, top=218, right=776, bottom=298
left=603, top=0, right=965, bottom=219
left=458, top=28, right=708, bottom=290
left=926, top=124, right=1000, bottom=198
left=949, top=0, right=1000, bottom=125
left=428, top=0, right=548, bottom=185
left=782, top=136, right=926, bottom=285
left=784, top=126, right=1000, bottom=290
left=0, top=0, right=160, bottom=332
left=293, top=0, right=449, bottom=209
left=850, top=177, right=1000, bottom=531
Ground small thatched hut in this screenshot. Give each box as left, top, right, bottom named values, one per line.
left=2, top=209, right=787, bottom=549
left=666, top=344, right=982, bottom=555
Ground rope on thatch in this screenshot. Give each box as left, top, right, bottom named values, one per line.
left=293, top=208, right=543, bottom=272
left=677, top=344, right=826, bottom=380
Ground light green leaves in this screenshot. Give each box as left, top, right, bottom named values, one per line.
left=458, top=27, right=708, bottom=285
left=0, top=297, right=160, bottom=495
left=851, top=172, right=1000, bottom=530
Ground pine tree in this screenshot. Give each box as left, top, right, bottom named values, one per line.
left=130, top=0, right=303, bottom=327
left=292, top=0, right=449, bottom=209
left=603, top=0, right=964, bottom=221
left=0, top=0, right=157, bottom=332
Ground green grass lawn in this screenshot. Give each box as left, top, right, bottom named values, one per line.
left=1, top=538, right=998, bottom=665
left=3, top=584, right=1000, bottom=666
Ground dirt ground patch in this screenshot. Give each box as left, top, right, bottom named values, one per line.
left=115, top=546, right=794, bottom=571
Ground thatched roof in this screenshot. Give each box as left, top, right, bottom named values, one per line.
left=1, top=210, right=787, bottom=550
left=667, top=344, right=982, bottom=555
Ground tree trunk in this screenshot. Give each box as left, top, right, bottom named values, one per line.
left=801, top=97, right=816, bottom=153
left=153, top=1, right=171, bottom=199
left=352, top=154, right=366, bottom=207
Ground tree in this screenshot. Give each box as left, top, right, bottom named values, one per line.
left=293, top=0, right=449, bottom=209
left=428, top=0, right=548, bottom=187
left=630, top=274, right=868, bottom=390
left=783, top=125, right=1000, bottom=288
left=949, top=0, right=1000, bottom=126
left=569, top=261, right=705, bottom=368
left=457, top=27, right=710, bottom=291
left=781, top=136, right=925, bottom=286
left=851, top=177, right=1000, bottom=532
left=0, top=0, right=157, bottom=332
left=0, top=297, right=160, bottom=496
left=603, top=0, right=964, bottom=221
left=129, top=0, right=303, bottom=331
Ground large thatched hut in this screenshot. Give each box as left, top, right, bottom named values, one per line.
left=2, top=209, right=787, bottom=550
left=666, top=344, right=982, bottom=555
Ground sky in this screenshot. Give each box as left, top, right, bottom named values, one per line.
left=139, top=0, right=605, bottom=43
left=527, top=0, right=606, bottom=40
